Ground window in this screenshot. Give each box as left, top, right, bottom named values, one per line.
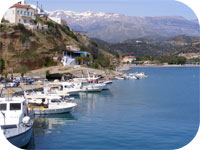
left=21, top=10, right=23, bottom=15
left=1, top=125, right=17, bottom=129
left=0, top=104, right=6, bottom=111
left=10, top=103, right=21, bottom=111
left=27, top=12, right=30, bottom=16
left=24, top=11, right=26, bottom=16
left=17, top=10, right=19, bottom=15
left=51, top=99, right=61, bottom=103
left=31, top=12, right=32, bottom=16
left=24, top=19, right=26, bottom=24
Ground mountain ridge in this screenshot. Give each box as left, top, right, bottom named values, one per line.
left=48, top=10, right=200, bottom=42
left=91, top=35, right=200, bottom=57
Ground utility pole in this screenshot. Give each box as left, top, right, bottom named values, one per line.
left=36, top=1, right=39, bottom=14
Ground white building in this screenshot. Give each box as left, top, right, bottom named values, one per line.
left=122, top=56, right=136, bottom=63
left=3, top=4, right=36, bottom=25
left=49, top=17, right=62, bottom=24
left=49, top=16, right=67, bottom=26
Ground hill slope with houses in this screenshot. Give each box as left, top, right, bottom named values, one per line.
left=0, top=3, right=119, bottom=73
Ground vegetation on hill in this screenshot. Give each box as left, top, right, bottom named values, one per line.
left=92, top=35, right=200, bottom=59
left=0, top=56, right=5, bottom=74
left=0, top=18, right=117, bottom=73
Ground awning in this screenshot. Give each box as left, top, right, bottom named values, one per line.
left=72, top=51, right=88, bottom=54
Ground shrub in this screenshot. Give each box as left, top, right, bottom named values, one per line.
left=88, top=62, right=99, bottom=69
left=1, top=18, right=9, bottom=23
left=90, top=40, right=98, bottom=47
left=14, top=24, right=35, bottom=43
left=46, top=70, right=50, bottom=78
left=0, top=57, right=5, bottom=74
left=17, top=65, right=29, bottom=76
left=59, top=24, right=79, bottom=41
left=96, top=55, right=110, bottom=68
left=44, top=57, right=57, bottom=67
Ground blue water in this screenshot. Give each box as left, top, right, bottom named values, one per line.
left=30, top=67, right=199, bottom=150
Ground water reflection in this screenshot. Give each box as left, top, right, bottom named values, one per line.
left=77, top=90, right=113, bottom=113
left=34, top=113, right=76, bottom=133
left=26, top=113, right=76, bottom=149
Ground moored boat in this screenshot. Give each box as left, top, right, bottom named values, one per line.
left=0, top=95, right=34, bottom=148
left=27, top=95, right=77, bottom=115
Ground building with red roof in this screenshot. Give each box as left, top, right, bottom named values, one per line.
left=3, top=3, right=36, bottom=25
left=122, top=56, right=136, bottom=63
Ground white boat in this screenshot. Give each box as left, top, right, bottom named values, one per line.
left=103, top=80, right=113, bottom=85
left=27, top=95, right=77, bottom=115
left=125, top=73, right=139, bottom=80
left=115, top=76, right=124, bottom=80
left=127, top=75, right=137, bottom=79
left=133, top=72, right=148, bottom=79
left=47, top=82, right=83, bottom=96
left=80, top=77, right=109, bottom=92
left=0, top=96, right=34, bottom=148
left=81, top=81, right=103, bottom=92
left=68, top=72, right=109, bottom=92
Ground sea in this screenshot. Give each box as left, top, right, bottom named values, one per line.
left=28, top=67, right=199, bottom=150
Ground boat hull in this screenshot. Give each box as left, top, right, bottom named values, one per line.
left=7, top=126, right=33, bottom=148
left=67, top=90, right=81, bottom=96
left=30, top=106, right=75, bottom=115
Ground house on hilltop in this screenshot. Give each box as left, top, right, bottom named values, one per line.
left=3, top=3, right=36, bottom=25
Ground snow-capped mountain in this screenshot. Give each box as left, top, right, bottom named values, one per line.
left=48, top=10, right=120, bottom=22
left=48, top=10, right=200, bottom=42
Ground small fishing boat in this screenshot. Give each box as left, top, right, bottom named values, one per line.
left=115, top=76, right=124, bottom=80
left=27, top=95, right=77, bottom=115
left=0, top=94, right=34, bottom=148
left=103, top=80, right=113, bottom=85
left=133, top=72, right=148, bottom=79
left=47, top=82, right=83, bottom=96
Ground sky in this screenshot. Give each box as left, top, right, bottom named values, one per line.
left=26, top=0, right=197, bottom=20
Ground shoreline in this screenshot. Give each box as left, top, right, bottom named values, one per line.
left=132, top=64, right=200, bottom=68
left=117, top=64, right=200, bottom=71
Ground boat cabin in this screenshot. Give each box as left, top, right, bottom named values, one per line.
left=0, top=97, right=27, bottom=125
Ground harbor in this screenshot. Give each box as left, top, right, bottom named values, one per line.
left=0, top=66, right=199, bottom=149
left=0, top=64, right=148, bottom=148
left=30, top=67, right=199, bottom=149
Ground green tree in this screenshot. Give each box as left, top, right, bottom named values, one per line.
left=17, top=65, right=29, bottom=82
left=1, top=18, right=9, bottom=23
left=96, top=55, right=110, bottom=68
left=3, top=72, right=8, bottom=89
left=46, top=70, right=50, bottom=79
left=0, top=57, right=5, bottom=74
left=177, top=56, right=186, bottom=65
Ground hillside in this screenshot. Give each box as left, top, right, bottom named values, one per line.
left=91, top=35, right=200, bottom=57
left=49, top=10, right=200, bottom=42
left=0, top=18, right=117, bottom=72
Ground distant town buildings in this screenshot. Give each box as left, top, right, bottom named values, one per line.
left=3, top=3, right=36, bottom=25
left=136, top=40, right=143, bottom=44
left=178, top=53, right=200, bottom=59
left=122, top=56, right=136, bottom=63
